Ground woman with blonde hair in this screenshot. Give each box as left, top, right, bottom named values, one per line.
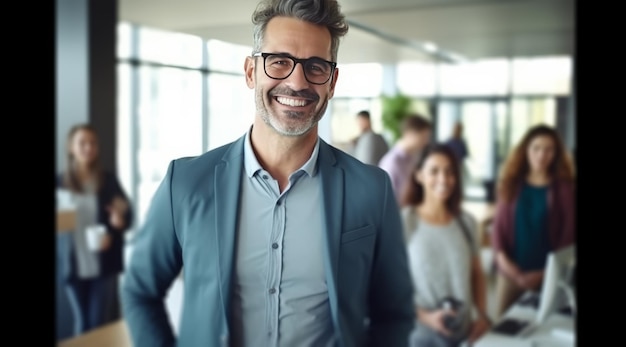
left=492, top=124, right=575, bottom=318
left=56, top=123, right=133, bottom=335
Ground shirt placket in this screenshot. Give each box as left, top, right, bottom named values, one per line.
left=262, top=171, right=287, bottom=347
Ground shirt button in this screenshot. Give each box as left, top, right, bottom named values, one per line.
left=276, top=200, right=281, bottom=206
left=272, top=243, right=278, bottom=249
left=262, top=175, right=269, bottom=179
left=269, top=288, right=276, bottom=294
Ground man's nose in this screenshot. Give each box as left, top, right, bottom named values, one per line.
left=284, top=63, right=310, bottom=90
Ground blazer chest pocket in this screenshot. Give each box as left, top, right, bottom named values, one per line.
left=341, top=224, right=376, bottom=244
left=338, top=225, right=376, bottom=295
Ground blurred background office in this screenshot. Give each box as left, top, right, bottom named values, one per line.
left=55, top=0, right=575, bottom=343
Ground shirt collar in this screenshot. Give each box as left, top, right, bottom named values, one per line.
left=243, top=126, right=320, bottom=178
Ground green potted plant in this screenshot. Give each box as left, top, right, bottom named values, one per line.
left=381, top=93, right=413, bottom=143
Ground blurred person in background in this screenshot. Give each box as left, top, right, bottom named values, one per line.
left=491, top=124, right=575, bottom=318
left=351, top=110, right=389, bottom=165
left=56, top=123, right=133, bottom=335
left=379, top=114, right=432, bottom=207
left=444, top=121, right=470, bottom=184
left=121, top=0, right=415, bottom=346
left=400, top=143, right=491, bottom=347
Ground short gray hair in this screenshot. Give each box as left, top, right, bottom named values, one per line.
left=251, top=0, right=349, bottom=61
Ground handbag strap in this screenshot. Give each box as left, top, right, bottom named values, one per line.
left=455, top=214, right=474, bottom=250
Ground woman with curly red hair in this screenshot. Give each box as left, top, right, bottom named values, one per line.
left=491, top=124, right=575, bottom=318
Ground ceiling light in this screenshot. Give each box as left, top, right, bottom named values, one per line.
left=423, top=42, right=438, bottom=53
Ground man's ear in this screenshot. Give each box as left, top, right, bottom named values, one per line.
left=244, top=56, right=255, bottom=89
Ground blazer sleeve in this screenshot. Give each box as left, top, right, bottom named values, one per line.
left=368, top=173, right=416, bottom=346
left=121, top=160, right=182, bottom=347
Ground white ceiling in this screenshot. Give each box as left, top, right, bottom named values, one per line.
left=118, top=0, right=575, bottom=64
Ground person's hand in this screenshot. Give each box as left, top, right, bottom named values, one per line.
left=420, top=309, right=455, bottom=337
left=520, top=271, right=543, bottom=290
left=467, top=315, right=491, bottom=345
left=513, top=270, right=531, bottom=289
left=100, top=233, right=112, bottom=251
left=107, top=196, right=128, bottom=230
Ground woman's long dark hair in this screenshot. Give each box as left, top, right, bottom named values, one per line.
left=400, top=143, right=464, bottom=215
left=63, top=123, right=103, bottom=193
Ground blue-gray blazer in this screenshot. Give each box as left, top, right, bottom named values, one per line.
left=121, top=135, right=415, bottom=347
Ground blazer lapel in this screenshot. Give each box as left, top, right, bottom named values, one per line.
left=214, top=136, right=245, bottom=323
left=318, top=140, right=344, bottom=325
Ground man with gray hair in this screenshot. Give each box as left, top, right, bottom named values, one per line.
left=121, top=1, right=415, bottom=346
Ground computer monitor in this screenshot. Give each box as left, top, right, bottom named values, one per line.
left=536, top=244, right=576, bottom=324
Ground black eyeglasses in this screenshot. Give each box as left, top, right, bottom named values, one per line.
left=252, top=52, right=337, bottom=85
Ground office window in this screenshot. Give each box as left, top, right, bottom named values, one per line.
left=495, top=102, right=509, bottom=164
left=437, top=99, right=505, bottom=199
left=436, top=102, right=459, bottom=142
left=438, top=59, right=509, bottom=96
left=333, top=63, right=383, bottom=98
left=207, top=73, right=255, bottom=150
left=512, top=56, right=572, bottom=95
left=396, top=61, right=436, bottom=97
left=461, top=102, right=496, bottom=181
left=409, top=99, right=432, bottom=120
left=208, top=39, right=253, bottom=74
left=116, top=62, right=133, bottom=202
left=329, top=98, right=383, bottom=150
left=117, top=22, right=132, bottom=59
left=138, top=26, right=203, bottom=68
left=509, top=97, right=557, bottom=153
left=136, top=66, right=203, bottom=225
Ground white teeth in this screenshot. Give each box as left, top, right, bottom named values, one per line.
left=276, top=97, right=307, bottom=107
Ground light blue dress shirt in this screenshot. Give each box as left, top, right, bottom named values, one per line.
left=231, top=130, right=335, bottom=347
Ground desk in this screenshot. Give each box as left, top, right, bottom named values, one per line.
left=475, top=292, right=575, bottom=347
left=57, top=320, right=131, bottom=347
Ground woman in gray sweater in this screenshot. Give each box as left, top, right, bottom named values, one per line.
left=400, top=143, right=491, bottom=347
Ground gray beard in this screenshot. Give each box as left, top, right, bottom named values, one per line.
left=256, top=92, right=328, bottom=137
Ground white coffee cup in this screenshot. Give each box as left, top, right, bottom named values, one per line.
left=85, top=224, right=106, bottom=251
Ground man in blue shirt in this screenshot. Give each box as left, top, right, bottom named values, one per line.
left=121, top=0, right=415, bottom=346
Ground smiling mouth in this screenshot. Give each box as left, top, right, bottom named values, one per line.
left=275, top=96, right=312, bottom=107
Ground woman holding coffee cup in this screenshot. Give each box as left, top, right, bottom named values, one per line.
left=400, top=143, right=491, bottom=346
left=56, top=123, right=133, bottom=335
